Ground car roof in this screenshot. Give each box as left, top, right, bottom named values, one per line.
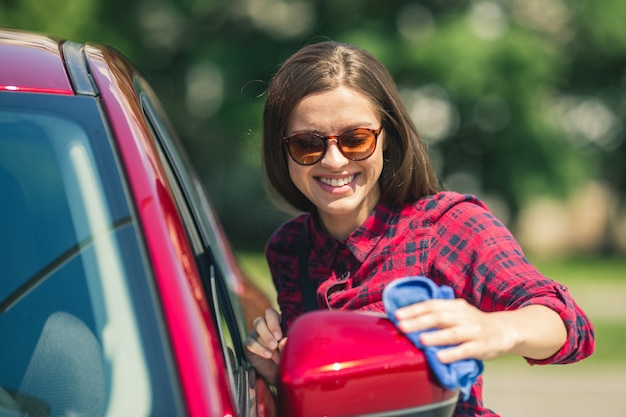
left=0, top=29, right=74, bottom=95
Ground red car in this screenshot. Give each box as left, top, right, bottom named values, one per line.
left=0, top=28, right=457, bottom=417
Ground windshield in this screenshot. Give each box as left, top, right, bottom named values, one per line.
left=0, top=93, right=178, bottom=416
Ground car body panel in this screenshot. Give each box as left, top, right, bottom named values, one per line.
left=84, top=45, right=236, bottom=416
left=0, top=30, right=72, bottom=94
left=279, top=311, right=458, bottom=417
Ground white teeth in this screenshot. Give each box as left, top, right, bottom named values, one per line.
left=320, top=175, right=354, bottom=187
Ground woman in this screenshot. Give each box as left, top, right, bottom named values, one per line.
left=246, top=41, right=595, bottom=416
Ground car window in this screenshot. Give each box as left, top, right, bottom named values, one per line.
left=0, top=93, right=180, bottom=417
left=136, top=82, right=252, bottom=414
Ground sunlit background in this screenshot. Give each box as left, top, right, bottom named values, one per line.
left=2, top=1, right=625, bottom=415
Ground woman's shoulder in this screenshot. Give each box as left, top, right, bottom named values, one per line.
left=411, top=191, right=490, bottom=220
left=265, top=213, right=309, bottom=255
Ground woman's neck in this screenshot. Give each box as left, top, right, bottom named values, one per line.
left=318, top=200, right=379, bottom=241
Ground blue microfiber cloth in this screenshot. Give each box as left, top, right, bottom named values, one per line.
left=382, top=276, right=484, bottom=400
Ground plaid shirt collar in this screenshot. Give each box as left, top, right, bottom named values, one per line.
left=307, top=198, right=399, bottom=266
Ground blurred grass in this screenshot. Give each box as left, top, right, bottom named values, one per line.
left=592, top=322, right=626, bottom=363
left=528, top=256, right=626, bottom=284
left=237, top=251, right=276, bottom=303
left=237, top=252, right=626, bottom=363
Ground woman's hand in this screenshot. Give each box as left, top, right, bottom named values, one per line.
left=245, top=308, right=287, bottom=386
left=394, top=299, right=567, bottom=363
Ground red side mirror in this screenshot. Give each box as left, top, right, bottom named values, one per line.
left=277, top=310, right=458, bottom=417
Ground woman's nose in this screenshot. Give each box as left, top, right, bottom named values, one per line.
left=319, top=139, right=349, bottom=168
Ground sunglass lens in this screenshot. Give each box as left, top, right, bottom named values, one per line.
left=340, top=129, right=376, bottom=159
left=289, top=134, right=325, bottom=165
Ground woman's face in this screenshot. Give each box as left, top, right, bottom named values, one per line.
left=285, top=86, right=384, bottom=239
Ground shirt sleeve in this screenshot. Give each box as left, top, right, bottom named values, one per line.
left=427, top=199, right=595, bottom=365
left=265, top=216, right=307, bottom=333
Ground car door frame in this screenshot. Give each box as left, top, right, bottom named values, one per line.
left=135, top=78, right=266, bottom=417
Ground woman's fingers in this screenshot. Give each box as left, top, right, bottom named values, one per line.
left=434, top=341, right=479, bottom=363
left=278, top=337, right=288, bottom=353
left=394, top=299, right=524, bottom=362
left=264, top=308, right=283, bottom=341
left=244, top=309, right=285, bottom=385
left=419, top=324, right=470, bottom=346
left=396, top=299, right=469, bottom=333
left=246, top=332, right=274, bottom=359
left=253, top=318, right=277, bottom=350
left=394, top=299, right=500, bottom=361
left=251, top=309, right=283, bottom=350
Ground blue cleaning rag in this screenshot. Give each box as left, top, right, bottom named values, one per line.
left=382, top=276, right=483, bottom=400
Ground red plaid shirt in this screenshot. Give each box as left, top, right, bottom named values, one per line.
left=265, top=191, right=595, bottom=416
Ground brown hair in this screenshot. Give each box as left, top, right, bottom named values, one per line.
left=262, top=41, right=439, bottom=213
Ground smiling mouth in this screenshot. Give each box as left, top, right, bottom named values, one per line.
left=318, top=175, right=355, bottom=187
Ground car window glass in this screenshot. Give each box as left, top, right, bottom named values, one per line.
left=0, top=95, right=179, bottom=417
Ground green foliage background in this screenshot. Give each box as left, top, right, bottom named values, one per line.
left=2, top=0, right=626, bottom=251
